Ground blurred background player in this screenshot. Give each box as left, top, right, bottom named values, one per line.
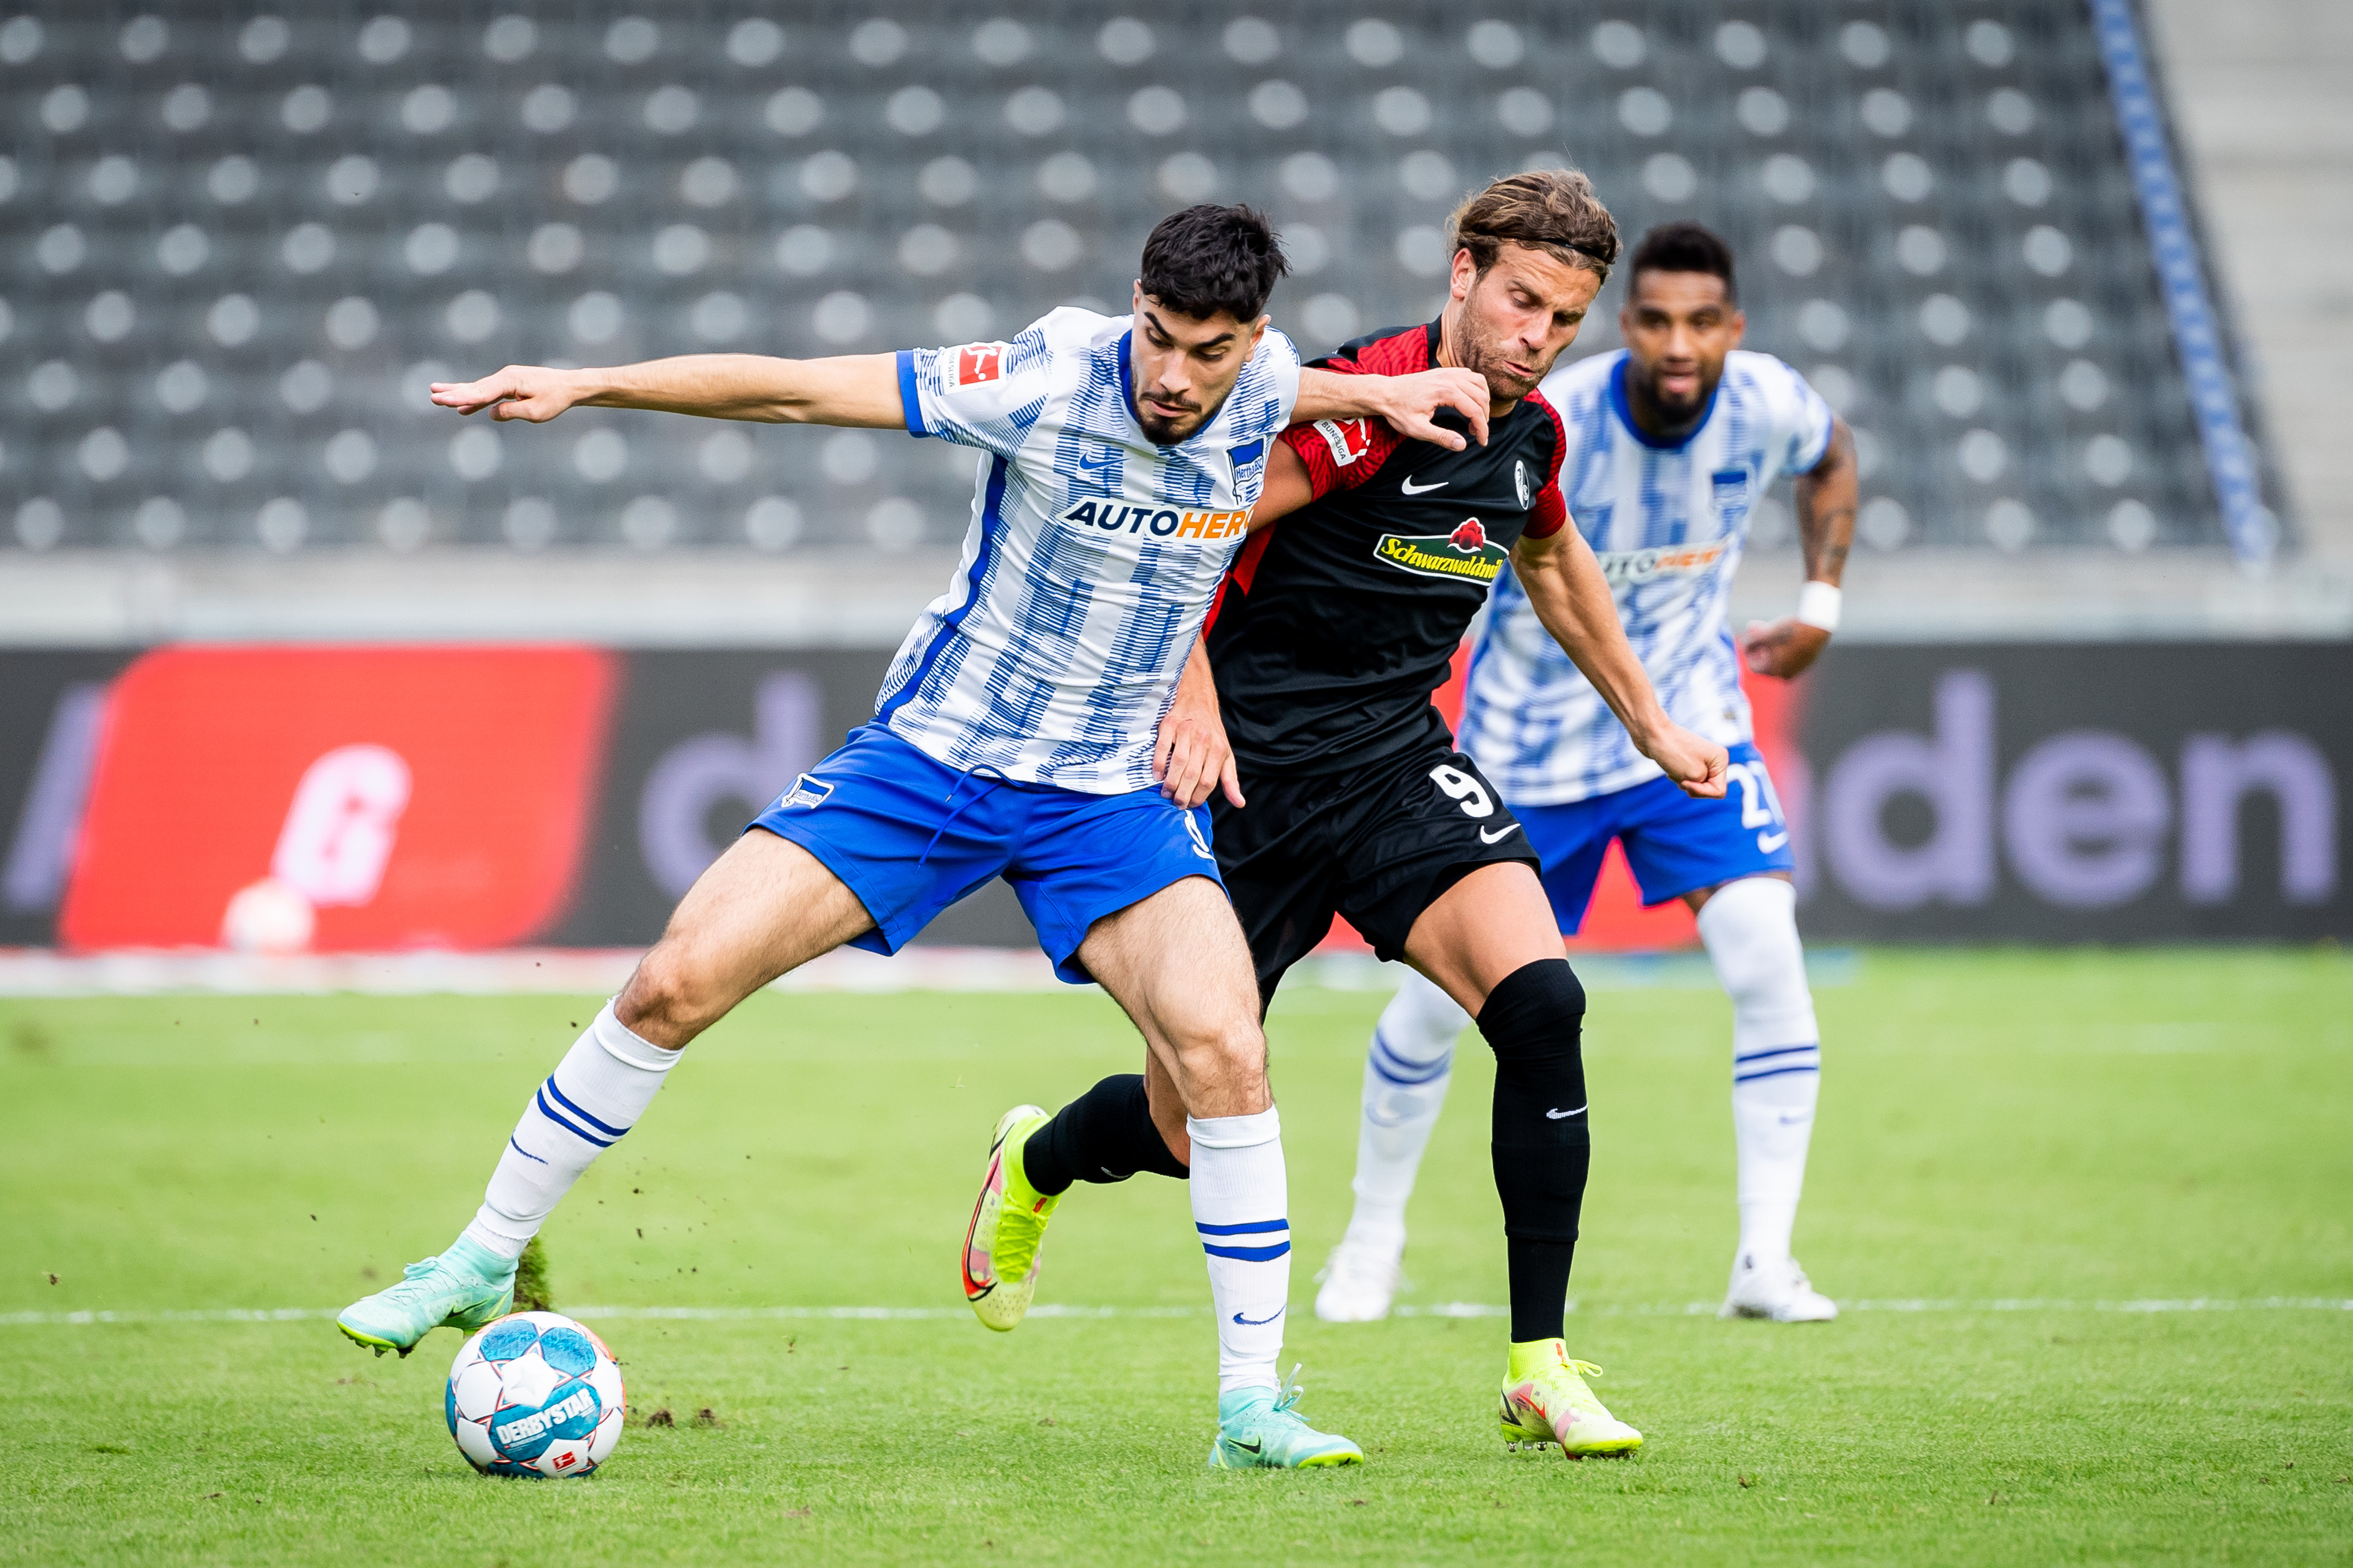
left=990, top=173, right=1729, bottom=1459
left=1317, top=221, right=1860, bottom=1327
left=337, top=205, right=1487, bottom=1471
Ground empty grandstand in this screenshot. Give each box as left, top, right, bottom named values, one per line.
left=0, top=2, right=2286, bottom=566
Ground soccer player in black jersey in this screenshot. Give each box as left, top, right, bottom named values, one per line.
left=1012, top=172, right=1726, bottom=1457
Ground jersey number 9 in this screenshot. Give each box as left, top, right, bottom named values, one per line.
left=1429, top=764, right=1495, bottom=819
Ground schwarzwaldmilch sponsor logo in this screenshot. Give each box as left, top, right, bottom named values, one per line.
left=1373, top=517, right=1508, bottom=582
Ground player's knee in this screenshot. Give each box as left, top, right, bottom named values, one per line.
left=1697, top=878, right=1802, bottom=980
left=1695, top=878, right=1816, bottom=1035
left=617, top=946, right=724, bottom=1044
left=1477, top=957, right=1587, bottom=1046
left=1475, top=958, right=1588, bottom=1125
left=1168, top=1018, right=1267, bottom=1103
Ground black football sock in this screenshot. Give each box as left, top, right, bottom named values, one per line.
left=1477, top=958, right=1592, bottom=1344
left=1020, top=1073, right=1189, bottom=1197
left=1507, top=1238, right=1579, bottom=1345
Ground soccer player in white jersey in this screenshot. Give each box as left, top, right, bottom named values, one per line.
left=336, top=206, right=1489, bottom=1469
left=1315, top=222, right=1860, bottom=1326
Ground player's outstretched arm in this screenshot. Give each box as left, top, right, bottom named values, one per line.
left=1512, top=526, right=1728, bottom=799
left=1154, top=637, right=1244, bottom=810
left=430, top=353, right=906, bottom=428
left=1295, top=366, right=1491, bottom=451
left=1742, top=415, right=1857, bottom=679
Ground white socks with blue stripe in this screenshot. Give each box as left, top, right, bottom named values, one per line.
left=460, top=1002, right=681, bottom=1262
left=1340, top=884, right=1820, bottom=1277
left=1187, top=1107, right=1289, bottom=1395
left=1343, top=972, right=1469, bottom=1255
left=1697, top=878, right=1822, bottom=1268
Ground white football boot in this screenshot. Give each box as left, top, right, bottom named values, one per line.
left=1719, top=1252, right=1839, bottom=1322
left=1312, top=1233, right=1404, bottom=1323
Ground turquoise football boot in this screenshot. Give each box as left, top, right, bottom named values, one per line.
left=337, top=1236, right=516, bottom=1357
left=1207, top=1367, right=1365, bottom=1469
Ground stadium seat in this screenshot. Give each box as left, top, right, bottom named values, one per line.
left=0, top=1, right=2261, bottom=554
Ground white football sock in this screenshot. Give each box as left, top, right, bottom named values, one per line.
left=460, top=1001, right=682, bottom=1261
left=1188, top=1106, right=1289, bottom=1395
left=1697, top=878, right=1820, bottom=1268
left=1343, top=969, right=1469, bottom=1253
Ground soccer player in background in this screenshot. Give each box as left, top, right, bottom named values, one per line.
left=336, top=205, right=1491, bottom=1470
left=965, top=173, right=1729, bottom=1459
left=1315, top=222, right=1859, bottom=1328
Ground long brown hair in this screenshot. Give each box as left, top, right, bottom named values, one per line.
left=1447, top=169, right=1620, bottom=281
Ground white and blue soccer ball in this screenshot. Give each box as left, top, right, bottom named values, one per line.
left=445, top=1311, right=626, bottom=1478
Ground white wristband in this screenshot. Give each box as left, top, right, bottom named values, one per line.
left=1795, top=580, right=1842, bottom=634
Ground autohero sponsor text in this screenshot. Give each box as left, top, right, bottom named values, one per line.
left=1594, top=540, right=1729, bottom=586
left=1055, top=498, right=1249, bottom=542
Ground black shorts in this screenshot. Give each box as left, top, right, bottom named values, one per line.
left=1210, top=742, right=1540, bottom=1003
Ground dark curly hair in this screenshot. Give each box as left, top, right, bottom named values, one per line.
left=1628, top=221, right=1739, bottom=303
left=1139, top=204, right=1290, bottom=322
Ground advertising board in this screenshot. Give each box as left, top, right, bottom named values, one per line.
left=1, top=642, right=2342, bottom=952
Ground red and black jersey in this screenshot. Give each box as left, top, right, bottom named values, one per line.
left=1205, top=320, right=1570, bottom=777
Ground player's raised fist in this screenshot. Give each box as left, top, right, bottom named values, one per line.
left=430, top=365, right=584, bottom=422
left=1643, top=721, right=1729, bottom=800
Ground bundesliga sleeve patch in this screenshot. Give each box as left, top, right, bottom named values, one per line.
left=954, top=344, right=1005, bottom=387
left=1315, top=417, right=1373, bottom=468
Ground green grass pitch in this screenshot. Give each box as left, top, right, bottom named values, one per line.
left=3, top=950, right=2350, bottom=1565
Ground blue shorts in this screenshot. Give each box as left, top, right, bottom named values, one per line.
left=748, top=725, right=1223, bottom=985
left=1517, top=742, right=1794, bottom=934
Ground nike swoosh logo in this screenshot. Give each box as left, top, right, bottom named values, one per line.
left=1757, top=830, right=1789, bottom=851
left=1234, top=1438, right=1263, bottom=1453
left=1232, top=1308, right=1285, bottom=1326
left=1544, top=1103, right=1588, bottom=1119
left=1479, top=823, right=1520, bottom=844
left=1076, top=451, right=1118, bottom=470
left=1399, top=475, right=1447, bottom=494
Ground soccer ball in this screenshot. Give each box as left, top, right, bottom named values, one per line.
left=445, top=1311, right=626, bottom=1478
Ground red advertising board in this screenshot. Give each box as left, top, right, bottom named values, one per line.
left=59, top=646, right=616, bottom=952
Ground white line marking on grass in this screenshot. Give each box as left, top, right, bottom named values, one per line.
left=1405, top=1298, right=2353, bottom=1318
left=0, top=1307, right=341, bottom=1326
left=6, top=1297, right=2348, bottom=1328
